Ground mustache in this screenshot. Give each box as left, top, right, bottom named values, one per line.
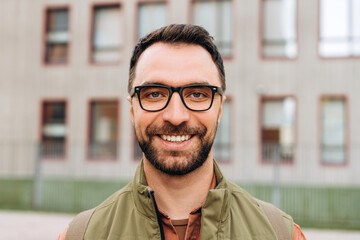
left=146, top=122, right=207, bottom=137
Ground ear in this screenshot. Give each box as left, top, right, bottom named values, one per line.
left=217, top=96, right=227, bottom=125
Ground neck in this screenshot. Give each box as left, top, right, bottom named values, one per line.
left=143, top=156, right=214, bottom=220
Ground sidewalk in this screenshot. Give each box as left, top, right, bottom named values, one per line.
left=1, top=210, right=360, bottom=239
left=0, top=210, right=73, bottom=240
left=303, top=228, right=360, bottom=240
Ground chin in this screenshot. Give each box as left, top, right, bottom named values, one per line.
left=147, top=152, right=209, bottom=176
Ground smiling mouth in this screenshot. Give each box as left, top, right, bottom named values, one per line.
left=160, top=134, right=192, bottom=143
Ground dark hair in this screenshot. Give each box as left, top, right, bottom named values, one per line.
left=128, top=24, right=226, bottom=93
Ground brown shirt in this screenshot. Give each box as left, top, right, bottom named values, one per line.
left=159, top=173, right=217, bottom=240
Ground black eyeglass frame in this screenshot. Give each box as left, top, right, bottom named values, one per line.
left=130, top=84, right=224, bottom=112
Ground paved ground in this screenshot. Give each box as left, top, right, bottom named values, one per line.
left=0, top=210, right=73, bottom=240
left=303, top=228, right=360, bottom=240
left=1, top=210, right=360, bottom=239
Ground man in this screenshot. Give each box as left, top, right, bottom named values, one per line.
left=58, top=24, right=306, bottom=240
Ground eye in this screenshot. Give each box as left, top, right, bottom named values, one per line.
left=191, top=92, right=205, bottom=98
left=140, top=87, right=169, bottom=101
left=149, top=92, right=161, bottom=98
left=184, top=86, right=212, bottom=101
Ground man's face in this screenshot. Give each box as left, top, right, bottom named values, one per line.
left=130, top=43, right=225, bottom=175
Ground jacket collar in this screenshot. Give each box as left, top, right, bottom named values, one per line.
left=201, top=160, right=230, bottom=233
left=132, top=160, right=158, bottom=221
left=132, top=159, right=231, bottom=224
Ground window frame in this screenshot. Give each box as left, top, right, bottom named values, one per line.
left=89, top=3, right=123, bottom=65
left=87, top=99, right=120, bottom=161
left=42, top=6, right=71, bottom=65
left=190, top=0, right=234, bottom=59
left=259, top=0, right=299, bottom=60
left=259, top=95, right=297, bottom=164
left=318, top=0, right=360, bottom=59
left=39, top=99, right=68, bottom=160
left=318, top=95, right=349, bottom=166
left=136, top=0, right=168, bottom=41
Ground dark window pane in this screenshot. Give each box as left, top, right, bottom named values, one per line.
left=45, top=8, right=69, bottom=63
left=41, top=101, right=66, bottom=158
left=47, top=9, right=68, bottom=32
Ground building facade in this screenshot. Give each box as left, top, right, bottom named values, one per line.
left=1, top=0, right=360, bottom=188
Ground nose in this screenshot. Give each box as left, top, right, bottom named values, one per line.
left=162, top=92, right=190, bottom=125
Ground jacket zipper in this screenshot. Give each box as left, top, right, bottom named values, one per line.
left=150, top=191, right=165, bottom=240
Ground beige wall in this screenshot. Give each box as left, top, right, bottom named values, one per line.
left=1, top=0, right=359, bottom=185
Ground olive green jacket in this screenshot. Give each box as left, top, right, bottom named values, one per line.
left=82, top=160, right=294, bottom=239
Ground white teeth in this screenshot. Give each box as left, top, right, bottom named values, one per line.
left=161, top=135, right=191, bottom=143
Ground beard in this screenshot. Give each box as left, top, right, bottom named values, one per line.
left=136, top=122, right=217, bottom=176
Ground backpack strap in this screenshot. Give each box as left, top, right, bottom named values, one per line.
left=255, top=199, right=291, bottom=240
left=65, top=208, right=95, bottom=240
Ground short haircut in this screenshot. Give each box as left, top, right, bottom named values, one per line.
left=128, top=24, right=226, bottom=93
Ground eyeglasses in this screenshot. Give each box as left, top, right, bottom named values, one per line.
left=130, top=84, right=224, bottom=112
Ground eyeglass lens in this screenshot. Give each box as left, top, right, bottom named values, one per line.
left=138, top=86, right=214, bottom=111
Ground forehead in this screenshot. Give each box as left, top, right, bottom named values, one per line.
left=133, top=42, right=220, bottom=87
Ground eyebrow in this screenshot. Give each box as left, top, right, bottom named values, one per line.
left=139, top=80, right=210, bottom=87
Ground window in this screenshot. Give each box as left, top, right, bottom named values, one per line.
left=261, top=97, right=296, bottom=163
left=138, top=2, right=166, bottom=39
left=44, top=8, right=69, bottom=64
left=319, top=0, right=360, bottom=58
left=192, top=0, right=232, bottom=57
left=320, top=96, right=347, bottom=164
left=261, top=0, right=297, bottom=58
left=213, top=99, right=231, bottom=162
left=89, top=101, right=118, bottom=159
left=41, top=101, right=67, bottom=158
left=91, top=5, right=123, bottom=63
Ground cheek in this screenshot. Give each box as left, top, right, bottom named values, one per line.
left=133, top=111, right=156, bottom=132
left=132, top=111, right=143, bottom=131
left=198, top=112, right=219, bottom=130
